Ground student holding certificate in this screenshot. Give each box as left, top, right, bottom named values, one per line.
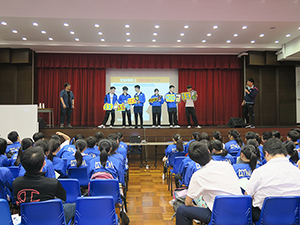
left=183, top=85, right=201, bottom=129
left=149, top=88, right=164, bottom=128
left=118, top=86, right=132, bottom=128
left=133, top=85, right=146, bottom=129
left=165, top=85, right=180, bottom=128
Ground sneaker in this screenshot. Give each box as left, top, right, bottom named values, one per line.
left=162, top=174, right=165, bottom=180
left=122, top=126, right=126, bottom=129
left=130, top=126, right=133, bottom=129
left=250, top=125, right=256, bottom=128
left=187, top=125, right=191, bottom=128
left=174, top=125, right=180, bottom=128
left=245, top=125, right=251, bottom=128
left=109, top=125, right=113, bottom=128
left=196, top=125, right=202, bottom=129
left=60, top=124, right=64, bottom=128
left=97, top=124, right=103, bottom=128
left=170, top=125, right=173, bottom=128
left=102, top=125, right=106, bottom=129
left=152, top=125, right=156, bottom=128
left=67, top=124, right=72, bottom=128
left=157, top=125, right=161, bottom=128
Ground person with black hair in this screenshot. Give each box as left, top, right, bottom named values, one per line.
left=116, top=132, right=127, bottom=150
left=11, top=138, right=33, bottom=166
left=246, top=139, right=262, bottom=165
left=0, top=138, right=10, bottom=167
left=56, top=134, right=84, bottom=158
left=272, top=130, right=281, bottom=139
left=245, top=138, right=300, bottom=223
left=236, top=131, right=256, bottom=159
left=98, top=86, right=118, bottom=129
left=150, top=88, right=164, bottom=128
left=242, top=78, right=258, bottom=128
left=212, top=130, right=223, bottom=143
left=225, top=130, right=243, bottom=157
left=32, top=132, right=45, bottom=142
left=199, top=132, right=210, bottom=141
left=107, top=134, right=127, bottom=160
left=55, top=131, right=71, bottom=149
left=133, top=85, right=146, bottom=129
left=107, top=138, right=126, bottom=172
left=185, top=131, right=201, bottom=154
left=84, top=136, right=99, bottom=158
left=284, top=141, right=299, bottom=165
left=47, top=139, right=67, bottom=177
left=118, top=86, right=132, bottom=128
left=211, top=140, right=234, bottom=165
left=287, top=130, right=300, bottom=150
left=183, top=85, right=201, bottom=129
left=165, top=85, right=180, bottom=128
left=12, top=147, right=75, bottom=223
left=5, top=131, right=21, bottom=156
left=176, top=141, right=242, bottom=225
left=60, top=82, right=75, bottom=128
left=290, top=128, right=300, bottom=143
left=94, top=131, right=105, bottom=145
left=66, top=139, right=93, bottom=169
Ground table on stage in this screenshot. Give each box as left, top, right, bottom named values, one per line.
left=38, top=108, right=54, bottom=128
left=125, top=142, right=176, bottom=168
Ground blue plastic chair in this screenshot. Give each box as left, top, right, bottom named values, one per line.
left=208, top=195, right=252, bottom=225
left=20, top=199, right=67, bottom=225
left=169, top=156, right=185, bottom=195
left=74, top=196, right=118, bottom=225
left=167, top=152, right=186, bottom=167
left=68, top=167, right=89, bottom=188
left=58, top=179, right=81, bottom=203
left=8, top=166, right=19, bottom=178
left=255, top=196, right=300, bottom=225
left=0, top=199, right=13, bottom=225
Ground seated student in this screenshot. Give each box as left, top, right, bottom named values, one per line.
left=212, top=130, right=223, bottom=143
left=245, top=138, right=300, bottom=223
left=236, top=139, right=262, bottom=165
left=290, top=128, right=300, bottom=143
left=32, top=132, right=45, bottom=143
left=11, top=138, right=33, bottom=166
left=272, top=130, right=281, bottom=140
left=287, top=130, right=300, bottom=150
left=88, top=139, right=125, bottom=186
left=224, top=130, right=243, bottom=157
left=199, top=132, right=210, bottom=141
left=0, top=167, right=14, bottom=201
left=233, top=145, right=258, bottom=179
left=84, top=136, right=99, bottom=158
left=107, top=136, right=126, bottom=168
left=255, top=133, right=264, bottom=161
left=94, top=131, right=105, bottom=146
left=66, top=139, right=93, bottom=169
left=56, top=134, right=84, bottom=158
left=47, top=139, right=67, bottom=177
left=5, top=131, right=21, bottom=158
left=54, top=132, right=71, bottom=149
left=185, top=131, right=200, bottom=155
left=236, top=131, right=255, bottom=157
left=211, top=140, right=234, bottom=165
left=0, top=138, right=10, bottom=167
left=284, top=141, right=299, bottom=166
left=176, top=142, right=242, bottom=225
left=116, top=132, right=127, bottom=150
left=12, top=147, right=75, bottom=223
left=108, top=134, right=127, bottom=160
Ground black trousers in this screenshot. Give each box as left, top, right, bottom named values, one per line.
left=252, top=206, right=261, bottom=222
left=102, top=110, right=115, bottom=126
left=185, top=107, right=198, bottom=126
left=152, top=106, right=161, bottom=126
left=243, top=103, right=255, bottom=126
left=60, top=107, right=73, bottom=125
left=134, top=113, right=143, bottom=127
left=122, top=110, right=132, bottom=126
left=168, top=108, right=178, bottom=126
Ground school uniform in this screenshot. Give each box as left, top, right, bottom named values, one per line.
left=116, top=146, right=127, bottom=160
left=66, top=153, right=93, bottom=170
left=233, top=163, right=254, bottom=179
left=185, top=139, right=195, bottom=154
left=212, top=154, right=234, bottom=165
left=111, top=153, right=126, bottom=174
left=84, top=146, right=100, bottom=158
left=165, top=92, right=178, bottom=126
left=118, top=93, right=132, bottom=126
left=185, top=90, right=199, bottom=126
left=0, top=154, right=10, bottom=167
left=52, top=156, right=67, bottom=177
left=0, top=167, right=13, bottom=200
left=10, top=153, right=18, bottom=166
left=56, top=144, right=76, bottom=159
left=182, top=161, right=201, bottom=187
left=18, top=159, right=56, bottom=178
left=224, top=140, right=241, bottom=156
left=5, top=141, right=21, bottom=155
left=133, top=92, right=146, bottom=127
left=149, top=94, right=164, bottom=126
left=165, top=144, right=184, bottom=166
left=243, top=85, right=258, bottom=126
left=102, top=93, right=118, bottom=126
left=60, top=89, right=75, bottom=125
left=119, top=141, right=128, bottom=150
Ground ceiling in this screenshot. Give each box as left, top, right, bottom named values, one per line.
left=0, top=0, right=300, bottom=56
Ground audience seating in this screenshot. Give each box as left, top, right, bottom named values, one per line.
left=208, top=195, right=252, bottom=225
left=166, top=152, right=186, bottom=189
left=169, top=156, right=185, bottom=195
left=58, top=179, right=81, bottom=203
left=68, top=167, right=89, bottom=188
left=7, top=166, right=19, bottom=179
left=0, top=199, right=13, bottom=225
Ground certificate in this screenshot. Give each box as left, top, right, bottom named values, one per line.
left=103, top=103, right=113, bottom=110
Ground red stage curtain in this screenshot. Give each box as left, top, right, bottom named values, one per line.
left=178, top=69, right=242, bottom=125
left=36, top=68, right=106, bottom=126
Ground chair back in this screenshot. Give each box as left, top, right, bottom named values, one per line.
left=172, top=156, right=185, bottom=174
left=8, top=166, right=19, bottom=178
left=0, top=199, right=13, bottom=225
left=89, top=179, right=120, bottom=204
left=208, top=195, right=252, bottom=225
left=20, top=199, right=66, bottom=225
left=68, top=167, right=89, bottom=187
left=168, top=152, right=186, bottom=167
left=58, top=179, right=81, bottom=203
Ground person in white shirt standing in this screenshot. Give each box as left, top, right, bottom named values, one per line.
left=176, top=141, right=242, bottom=225
left=183, top=85, right=201, bottom=129
left=245, top=138, right=300, bottom=222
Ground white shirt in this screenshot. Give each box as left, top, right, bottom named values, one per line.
left=60, top=140, right=70, bottom=149
left=187, top=160, right=242, bottom=210
left=245, top=157, right=300, bottom=209
left=110, top=93, right=113, bottom=103
left=185, top=91, right=195, bottom=107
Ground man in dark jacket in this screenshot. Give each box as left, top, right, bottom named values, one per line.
left=242, top=78, right=258, bottom=128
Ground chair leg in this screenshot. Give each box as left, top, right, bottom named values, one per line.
left=170, top=174, right=173, bottom=196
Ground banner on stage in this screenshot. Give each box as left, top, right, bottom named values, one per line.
left=166, top=94, right=176, bottom=102
left=127, top=98, right=136, bottom=105
left=181, top=92, right=191, bottom=100
left=103, top=103, right=113, bottom=110
left=149, top=97, right=158, bottom=103
left=117, top=104, right=126, bottom=111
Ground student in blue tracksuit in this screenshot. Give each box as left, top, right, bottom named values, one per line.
left=88, top=139, right=125, bottom=186
left=56, top=134, right=84, bottom=159
left=98, top=86, right=118, bottom=129
left=211, top=140, right=234, bottom=165
left=108, top=134, right=127, bottom=162
left=225, top=130, right=243, bottom=157
left=149, top=88, right=164, bottom=128
left=11, top=138, right=33, bottom=166
left=165, top=85, right=180, bottom=128
left=66, top=140, right=93, bottom=170
left=285, top=141, right=299, bottom=166
left=5, top=131, right=21, bottom=157
left=0, top=138, right=10, bottom=167
left=185, top=131, right=201, bottom=154
left=118, top=86, right=132, bottom=128
left=133, top=85, right=146, bottom=129
left=182, top=160, right=201, bottom=187
left=287, top=130, right=300, bottom=151
left=47, top=139, right=67, bottom=177
left=0, top=167, right=13, bottom=201
left=84, top=136, right=99, bottom=158
left=233, top=145, right=258, bottom=179
left=117, top=132, right=128, bottom=151
left=242, top=78, right=258, bottom=128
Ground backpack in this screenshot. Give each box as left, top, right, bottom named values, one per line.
left=88, top=172, right=114, bottom=193
left=171, top=187, right=188, bottom=219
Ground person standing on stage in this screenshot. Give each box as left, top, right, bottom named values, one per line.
left=98, top=86, right=117, bottom=129
left=242, top=78, right=258, bottom=129
left=183, top=85, right=201, bottom=129
left=166, top=85, right=180, bottom=128
left=133, top=85, right=145, bottom=129
left=150, top=88, right=164, bottom=128
left=118, top=86, right=132, bottom=129
left=60, top=83, right=75, bottom=128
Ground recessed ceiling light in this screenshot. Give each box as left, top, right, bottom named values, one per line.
left=213, top=25, right=218, bottom=29
left=207, top=33, right=212, bottom=37
left=70, top=31, right=75, bottom=35
left=32, top=22, right=38, bottom=26
left=12, top=30, right=17, bottom=33
left=286, top=34, right=291, bottom=37
left=180, top=33, right=185, bottom=36
left=275, top=40, right=279, bottom=43
left=97, top=32, right=103, bottom=35
left=233, top=33, right=238, bottom=37
left=177, top=39, right=181, bottom=42
left=184, top=25, right=189, bottom=29
left=227, top=40, right=231, bottom=43
left=1, top=21, right=7, bottom=26
left=100, top=38, right=105, bottom=42
left=242, top=26, right=247, bottom=29
left=75, top=38, right=79, bottom=41
left=251, top=40, right=255, bottom=43
left=298, top=27, right=300, bottom=30
left=126, top=32, right=130, bottom=36
left=63, top=23, right=69, bottom=27
left=155, top=25, right=160, bottom=29
left=202, top=39, right=206, bottom=43
left=125, top=24, right=130, bottom=28
left=41, top=30, right=46, bottom=34
left=22, top=37, right=27, bottom=41
left=259, top=34, right=265, bottom=37
left=94, top=24, right=100, bottom=28
left=153, top=32, right=158, bottom=36
left=126, top=39, right=131, bottom=42
left=152, top=39, right=156, bottom=42
left=49, top=37, right=53, bottom=41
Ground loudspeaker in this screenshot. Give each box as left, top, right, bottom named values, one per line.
left=227, top=117, right=246, bottom=128
left=38, top=117, right=47, bottom=129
